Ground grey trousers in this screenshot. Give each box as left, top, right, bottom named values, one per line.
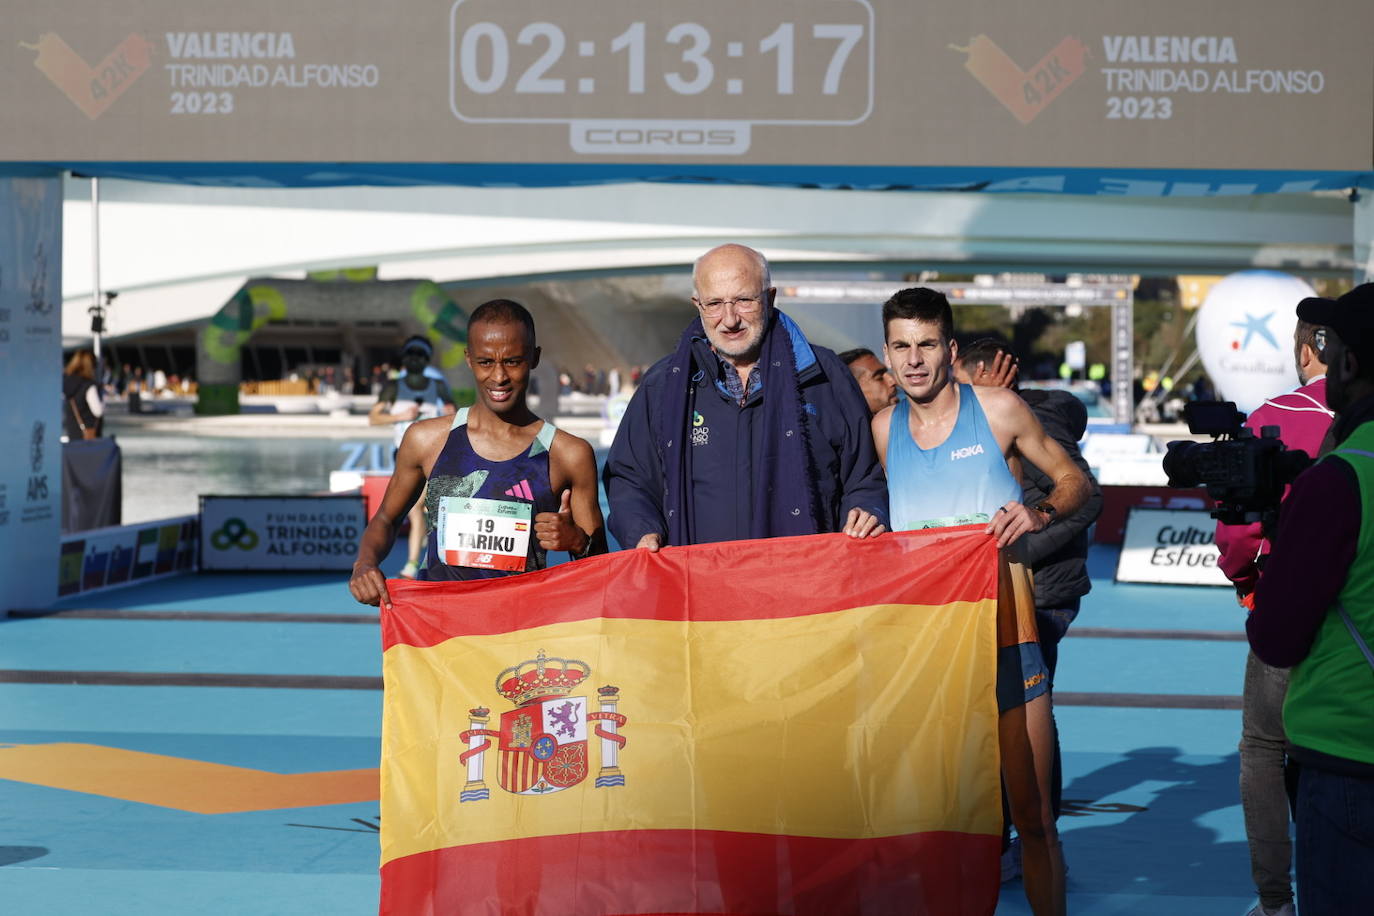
left=1239, top=650, right=1293, bottom=909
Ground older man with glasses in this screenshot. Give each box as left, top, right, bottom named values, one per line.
left=604, top=243, right=887, bottom=550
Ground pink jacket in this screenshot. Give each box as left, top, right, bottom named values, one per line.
left=1215, top=377, right=1333, bottom=593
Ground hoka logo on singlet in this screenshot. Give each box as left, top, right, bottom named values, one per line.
left=950, top=444, right=985, bottom=461
left=504, top=480, right=534, bottom=500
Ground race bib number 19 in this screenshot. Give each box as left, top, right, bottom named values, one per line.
left=437, top=496, right=531, bottom=572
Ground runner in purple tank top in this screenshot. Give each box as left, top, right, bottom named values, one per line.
left=349, top=300, right=605, bottom=609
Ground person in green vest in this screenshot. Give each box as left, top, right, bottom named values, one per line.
left=1248, top=282, right=1374, bottom=915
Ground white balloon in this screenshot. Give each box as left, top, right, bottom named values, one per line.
left=1195, top=271, right=1312, bottom=414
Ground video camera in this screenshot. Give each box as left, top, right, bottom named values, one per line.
left=1162, top=401, right=1313, bottom=530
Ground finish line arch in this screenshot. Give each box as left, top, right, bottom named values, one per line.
left=196, top=279, right=468, bottom=414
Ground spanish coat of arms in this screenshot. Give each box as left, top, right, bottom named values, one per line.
left=458, top=650, right=627, bottom=801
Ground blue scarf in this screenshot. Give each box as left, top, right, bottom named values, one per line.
left=653, top=308, right=825, bottom=544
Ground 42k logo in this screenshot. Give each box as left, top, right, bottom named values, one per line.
left=21, top=32, right=152, bottom=119
left=951, top=34, right=1088, bottom=125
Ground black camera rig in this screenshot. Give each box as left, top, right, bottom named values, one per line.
left=1162, top=400, right=1313, bottom=533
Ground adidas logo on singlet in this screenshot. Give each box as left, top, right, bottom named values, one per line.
left=950, top=444, right=985, bottom=461
left=505, top=480, right=534, bottom=500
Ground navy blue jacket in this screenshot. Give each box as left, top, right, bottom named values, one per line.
left=604, top=328, right=888, bottom=547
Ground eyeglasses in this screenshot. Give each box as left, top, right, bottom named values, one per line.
left=693, top=295, right=766, bottom=317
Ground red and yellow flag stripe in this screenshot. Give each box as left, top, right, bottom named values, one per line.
left=381, top=526, right=1002, bottom=915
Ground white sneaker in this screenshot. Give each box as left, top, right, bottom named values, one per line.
left=1243, top=903, right=1294, bottom=916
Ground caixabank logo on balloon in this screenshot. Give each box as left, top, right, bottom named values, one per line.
left=457, top=650, right=627, bottom=801
left=1195, top=271, right=1306, bottom=413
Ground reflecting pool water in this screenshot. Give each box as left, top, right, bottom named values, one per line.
left=114, top=433, right=612, bottom=527
left=115, top=434, right=382, bottom=524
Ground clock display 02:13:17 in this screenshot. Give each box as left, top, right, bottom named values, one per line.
left=454, top=20, right=867, bottom=100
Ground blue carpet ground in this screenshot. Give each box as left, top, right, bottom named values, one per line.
left=0, top=543, right=1264, bottom=915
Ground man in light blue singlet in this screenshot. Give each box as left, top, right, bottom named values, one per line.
left=873, top=287, right=1090, bottom=916
left=350, top=300, right=605, bottom=608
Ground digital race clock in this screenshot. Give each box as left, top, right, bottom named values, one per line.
left=448, top=0, right=874, bottom=154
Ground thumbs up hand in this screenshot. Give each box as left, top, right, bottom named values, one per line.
left=534, top=489, right=588, bottom=554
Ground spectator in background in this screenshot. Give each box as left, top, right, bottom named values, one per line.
left=129, top=367, right=145, bottom=414
left=368, top=337, right=456, bottom=578
left=1190, top=374, right=1216, bottom=402
left=62, top=349, right=103, bottom=441
left=839, top=347, right=898, bottom=416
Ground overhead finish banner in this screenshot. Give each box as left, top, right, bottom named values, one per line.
left=380, top=528, right=1002, bottom=915
left=1, top=1, right=1370, bottom=193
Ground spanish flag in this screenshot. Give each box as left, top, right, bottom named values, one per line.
left=380, top=527, right=1002, bottom=915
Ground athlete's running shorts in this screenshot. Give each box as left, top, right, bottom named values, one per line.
left=995, top=555, right=1050, bottom=714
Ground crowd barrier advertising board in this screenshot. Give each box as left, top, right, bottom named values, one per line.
left=1, top=0, right=1370, bottom=192
left=0, top=176, right=61, bottom=613
left=200, top=495, right=366, bottom=571
left=58, top=515, right=198, bottom=599
left=1115, top=507, right=1229, bottom=586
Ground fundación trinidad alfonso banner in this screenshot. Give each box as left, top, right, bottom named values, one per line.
left=199, top=494, right=365, bottom=571
left=380, top=527, right=1003, bottom=916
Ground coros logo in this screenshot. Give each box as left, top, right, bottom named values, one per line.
left=569, top=121, right=750, bottom=156
left=211, top=517, right=261, bottom=551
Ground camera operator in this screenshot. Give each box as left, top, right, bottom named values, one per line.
left=1215, top=304, right=1334, bottom=916
left=1248, top=283, right=1374, bottom=914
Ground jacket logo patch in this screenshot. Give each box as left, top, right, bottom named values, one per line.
left=691, top=411, right=710, bottom=446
